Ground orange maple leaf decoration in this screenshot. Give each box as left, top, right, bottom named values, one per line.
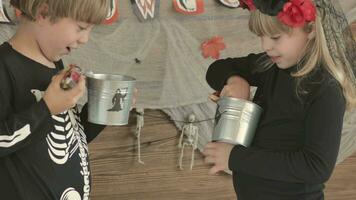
left=201, top=36, right=226, bottom=59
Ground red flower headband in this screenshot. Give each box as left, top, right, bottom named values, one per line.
left=239, top=0, right=317, bottom=28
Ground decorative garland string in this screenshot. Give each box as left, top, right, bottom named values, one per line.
left=132, top=110, right=226, bottom=124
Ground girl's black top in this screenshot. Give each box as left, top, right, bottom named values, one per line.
left=206, top=53, right=346, bottom=200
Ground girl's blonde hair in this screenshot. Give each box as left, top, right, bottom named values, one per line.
left=249, top=10, right=356, bottom=109
left=10, top=0, right=109, bottom=24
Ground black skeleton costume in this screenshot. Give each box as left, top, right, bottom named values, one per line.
left=0, top=42, right=105, bottom=200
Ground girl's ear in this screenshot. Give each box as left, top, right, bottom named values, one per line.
left=308, top=29, right=316, bottom=40
left=307, top=22, right=316, bottom=40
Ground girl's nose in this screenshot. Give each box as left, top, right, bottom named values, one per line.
left=261, top=37, right=273, bottom=52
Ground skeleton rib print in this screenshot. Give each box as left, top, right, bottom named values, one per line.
left=46, top=108, right=87, bottom=165
left=48, top=108, right=91, bottom=199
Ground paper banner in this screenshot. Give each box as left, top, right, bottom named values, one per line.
left=218, top=0, right=240, bottom=8
left=131, top=0, right=160, bottom=22
left=0, top=0, right=12, bottom=24
left=173, top=0, right=204, bottom=15
left=103, top=0, right=119, bottom=24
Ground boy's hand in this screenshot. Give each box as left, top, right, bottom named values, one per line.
left=43, top=70, right=85, bottom=115
left=220, top=76, right=250, bottom=100
left=202, top=142, right=234, bottom=175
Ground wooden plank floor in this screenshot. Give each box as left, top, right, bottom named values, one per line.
left=89, top=23, right=356, bottom=199
left=89, top=110, right=236, bottom=200
left=89, top=110, right=356, bottom=200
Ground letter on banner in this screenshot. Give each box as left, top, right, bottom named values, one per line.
left=131, top=0, right=160, bottom=22
left=218, top=0, right=240, bottom=8
left=103, top=0, right=119, bottom=24
left=0, top=0, right=12, bottom=24
left=173, top=0, right=204, bottom=15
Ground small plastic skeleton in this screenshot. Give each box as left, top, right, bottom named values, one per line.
left=135, top=108, right=145, bottom=164
left=178, top=114, right=199, bottom=170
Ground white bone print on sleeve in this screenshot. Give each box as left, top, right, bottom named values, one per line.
left=0, top=124, right=31, bottom=147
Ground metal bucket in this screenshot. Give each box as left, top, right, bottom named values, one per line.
left=86, top=73, right=136, bottom=125
left=213, top=97, right=263, bottom=147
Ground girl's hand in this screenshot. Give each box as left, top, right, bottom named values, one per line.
left=209, top=91, right=220, bottom=102
left=202, top=142, right=234, bottom=175
left=43, top=70, right=85, bottom=115
left=220, top=76, right=250, bottom=100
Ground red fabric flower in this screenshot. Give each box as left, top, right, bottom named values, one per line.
left=277, top=0, right=316, bottom=27
left=239, top=0, right=256, bottom=11
left=201, top=36, right=226, bottom=59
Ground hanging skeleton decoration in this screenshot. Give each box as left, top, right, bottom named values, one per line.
left=103, top=0, right=119, bottom=24
left=173, top=0, right=204, bottom=15
left=131, top=0, right=160, bottom=22
left=178, top=114, right=199, bottom=170
left=135, top=108, right=145, bottom=164
left=218, top=0, right=240, bottom=8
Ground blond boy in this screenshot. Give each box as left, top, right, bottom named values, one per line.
left=0, top=0, right=110, bottom=199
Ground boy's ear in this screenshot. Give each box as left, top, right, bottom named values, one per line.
left=35, top=3, right=49, bottom=22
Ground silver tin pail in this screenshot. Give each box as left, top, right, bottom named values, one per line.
left=213, top=97, right=263, bottom=147
left=86, top=73, right=136, bottom=125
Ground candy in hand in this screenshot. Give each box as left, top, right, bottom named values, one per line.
left=60, top=64, right=82, bottom=90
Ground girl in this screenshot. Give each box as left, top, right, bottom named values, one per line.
left=203, top=0, right=356, bottom=199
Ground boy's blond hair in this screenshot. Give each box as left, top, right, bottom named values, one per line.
left=10, top=0, right=109, bottom=24
left=249, top=10, right=356, bottom=109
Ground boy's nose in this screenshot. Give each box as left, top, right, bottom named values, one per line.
left=78, top=31, right=90, bottom=44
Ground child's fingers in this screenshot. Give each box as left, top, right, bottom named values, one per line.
left=204, top=142, right=217, bottom=149
left=220, top=86, right=229, bottom=97
left=209, top=91, right=220, bottom=102
left=220, top=81, right=250, bottom=100
left=209, top=94, right=219, bottom=102
left=204, top=155, right=216, bottom=164
left=69, top=75, right=86, bottom=100
left=209, top=165, right=222, bottom=175
left=202, top=147, right=215, bottom=157
left=51, top=70, right=67, bottom=84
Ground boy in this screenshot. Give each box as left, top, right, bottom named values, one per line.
left=0, top=0, right=110, bottom=199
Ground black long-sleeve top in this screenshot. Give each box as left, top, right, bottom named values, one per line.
left=0, top=42, right=105, bottom=200
left=206, top=53, right=346, bottom=200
